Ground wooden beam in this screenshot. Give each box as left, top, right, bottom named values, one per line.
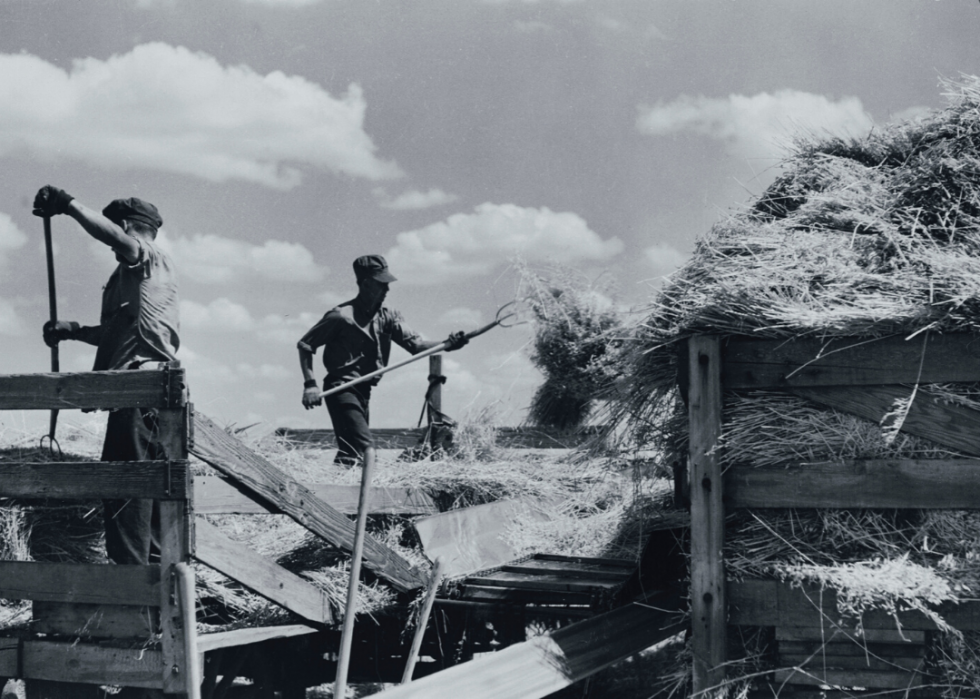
left=32, top=602, right=158, bottom=639
left=687, top=335, right=726, bottom=693
left=729, top=580, right=980, bottom=631
left=773, top=667, right=922, bottom=689
left=723, top=332, right=980, bottom=389
left=0, top=367, right=183, bottom=411
left=190, top=411, right=424, bottom=592
left=0, top=638, right=18, bottom=677
left=0, top=562, right=159, bottom=606
left=365, top=593, right=684, bottom=699
left=275, top=426, right=604, bottom=450
left=793, top=384, right=980, bottom=456
left=194, top=518, right=333, bottom=625
left=726, top=458, right=980, bottom=509
left=21, top=641, right=162, bottom=689
left=193, top=475, right=436, bottom=516
left=456, top=584, right=595, bottom=606
left=0, top=460, right=189, bottom=500
left=196, top=624, right=318, bottom=654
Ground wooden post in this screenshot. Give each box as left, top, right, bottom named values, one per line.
left=335, top=445, right=376, bottom=698
left=401, top=558, right=445, bottom=684
left=428, top=355, right=443, bottom=423
left=157, top=364, right=195, bottom=697
left=688, top=336, right=726, bottom=696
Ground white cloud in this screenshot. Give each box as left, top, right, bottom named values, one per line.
left=644, top=242, right=689, bottom=279
left=180, top=298, right=256, bottom=331
left=235, top=362, right=292, bottom=379
left=438, top=307, right=484, bottom=329
left=385, top=203, right=623, bottom=285
left=373, top=187, right=459, bottom=211
left=317, top=290, right=346, bottom=308
left=257, top=311, right=322, bottom=344
left=0, top=213, right=27, bottom=266
left=637, top=90, right=874, bottom=161
left=0, top=297, right=25, bottom=336
left=0, top=44, right=401, bottom=189
left=179, top=346, right=291, bottom=384
left=159, top=232, right=326, bottom=284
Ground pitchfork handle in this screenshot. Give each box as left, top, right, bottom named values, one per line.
left=43, top=215, right=60, bottom=440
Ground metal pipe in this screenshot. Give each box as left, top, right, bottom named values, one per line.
left=334, top=445, right=375, bottom=698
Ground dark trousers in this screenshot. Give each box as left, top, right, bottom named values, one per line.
left=325, top=386, right=372, bottom=466
left=101, top=408, right=162, bottom=565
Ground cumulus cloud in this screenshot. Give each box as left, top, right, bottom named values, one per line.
left=0, top=43, right=401, bottom=189
left=372, top=187, right=459, bottom=211
left=0, top=297, right=25, bottom=336
left=385, top=203, right=623, bottom=285
left=438, top=307, right=484, bottom=328
left=159, top=232, right=326, bottom=284
left=644, top=242, right=689, bottom=279
left=180, top=298, right=256, bottom=331
left=637, top=90, right=874, bottom=161
left=256, top=311, right=322, bottom=344
left=0, top=213, right=27, bottom=266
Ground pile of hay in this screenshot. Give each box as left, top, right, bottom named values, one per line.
left=605, top=75, right=980, bottom=696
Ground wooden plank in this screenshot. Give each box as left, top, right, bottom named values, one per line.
left=726, top=458, right=980, bottom=509
left=794, top=384, right=980, bottom=456
left=191, top=411, right=424, bottom=592
left=781, top=653, right=924, bottom=671
left=21, top=641, right=162, bottom=689
left=275, top=426, right=604, bottom=450
left=723, top=333, right=980, bottom=389
left=0, top=562, right=160, bottom=605
left=778, top=640, right=926, bottom=658
left=194, top=518, right=333, bottom=625
left=472, top=572, right=623, bottom=593
left=0, top=638, right=18, bottom=677
left=196, top=624, right=318, bottom=654
left=687, top=335, right=726, bottom=693
left=32, top=602, right=158, bottom=639
left=457, top=584, right=595, bottom=606
left=773, top=667, right=922, bottom=689
left=499, top=561, right=633, bottom=581
left=0, top=367, right=182, bottom=411
left=193, top=475, right=437, bottom=516
left=365, top=593, right=685, bottom=699
left=532, top=553, right=635, bottom=568
left=728, top=579, right=778, bottom=626
left=776, top=627, right=926, bottom=644
left=0, top=460, right=190, bottom=500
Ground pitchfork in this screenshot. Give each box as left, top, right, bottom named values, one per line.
left=317, top=301, right=523, bottom=400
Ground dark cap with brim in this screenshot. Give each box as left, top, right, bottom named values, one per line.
left=353, top=254, right=397, bottom=283
left=102, top=198, right=163, bottom=230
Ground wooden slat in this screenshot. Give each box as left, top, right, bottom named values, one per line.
left=688, top=335, right=726, bottom=692
left=472, top=572, right=623, bottom=593
left=726, top=458, right=980, bottom=509
left=499, top=561, right=632, bottom=581
left=0, top=368, right=182, bottom=411
left=0, top=562, right=159, bottom=606
left=194, top=518, right=333, bottom=625
left=197, top=624, right=318, bottom=653
left=0, top=638, right=18, bottom=677
left=781, top=653, right=924, bottom=671
left=0, top=460, right=189, bottom=500
left=730, top=580, right=980, bottom=631
left=194, top=475, right=436, bottom=516
left=723, top=333, right=980, bottom=389
left=21, top=641, right=162, bottom=688
left=776, top=626, right=925, bottom=644
left=773, top=667, right=922, bottom=689
left=778, top=640, right=926, bottom=658
left=457, top=584, right=594, bottom=606
left=276, top=426, right=603, bottom=450
left=794, top=384, right=980, bottom=456
left=532, top=553, right=635, bottom=568
left=191, top=412, right=424, bottom=592
left=32, top=602, right=158, bottom=639
left=367, top=593, right=685, bottom=699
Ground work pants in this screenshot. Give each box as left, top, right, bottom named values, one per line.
left=101, top=407, right=162, bottom=565
left=325, top=385, right=372, bottom=466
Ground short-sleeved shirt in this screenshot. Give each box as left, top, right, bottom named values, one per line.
left=297, top=303, right=425, bottom=389
left=94, top=239, right=180, bottom=371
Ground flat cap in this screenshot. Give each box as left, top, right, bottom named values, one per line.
left=102, top=197, right=163, bottom=229
left=353, top=254, right=397, bottom=283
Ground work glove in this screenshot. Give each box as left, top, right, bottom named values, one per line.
left=445, top=331, right=469, bottom=351
left=43, top=320, right=80, bottom=347
left=33, top=185, right=74, bottom=218
left=302, top=385, right=322, bottom=410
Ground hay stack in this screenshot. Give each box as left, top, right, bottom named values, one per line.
left=607, top=75, right=980, bottom=695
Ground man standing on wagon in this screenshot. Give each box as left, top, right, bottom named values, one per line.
left=297, top=254, right=468, bottom=466
left=34, top=185, right=180, bottom=566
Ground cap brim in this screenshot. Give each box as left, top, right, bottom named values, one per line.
left=372, top=270, right=397, bottom=283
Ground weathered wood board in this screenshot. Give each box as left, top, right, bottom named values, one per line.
left=0, top=562, right=160, bottom=606
left=32, top=602, right=158, bottom=639
left=194, top=517, right=333, bottom=625
left=726, top=458, right=980, bottom=509
left=0, top=368, right=183, bottom=411
left=194, top=475, right=436, bottom=516
left=276, top=426, right=603, bottom=450
left=197, top=624, right=318, bottom=653
left=0, top=460, right=189, bottom=501
left=190, top=411, right=424, bottom=592
left=21, top=641, right=162, bottom=688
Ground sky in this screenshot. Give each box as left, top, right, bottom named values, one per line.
left=0, top=0, right=978, bottom=436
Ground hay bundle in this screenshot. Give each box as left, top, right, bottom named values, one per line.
left=606, top=75, right=980, bottom=693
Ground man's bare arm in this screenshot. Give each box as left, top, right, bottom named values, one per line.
left=65, top=201, right=141, bottom=264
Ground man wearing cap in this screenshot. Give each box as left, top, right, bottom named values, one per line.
left=33, top=185, right=179, bottom=567
left=298, top=254, right=468, bottom=466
